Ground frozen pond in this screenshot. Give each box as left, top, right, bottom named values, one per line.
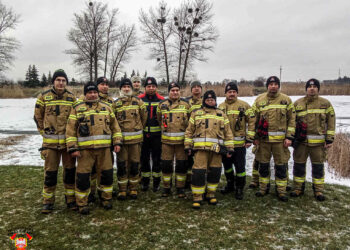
left=0, top=95, right=350, bottom=187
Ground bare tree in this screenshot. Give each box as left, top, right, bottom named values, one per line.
left=139, top=1, right=173, bottom=84
left=0, top=1, right=20, bottom=75
left=109, top=24, right=137, bottom=84
left=173, top=0, right=218, bottom=85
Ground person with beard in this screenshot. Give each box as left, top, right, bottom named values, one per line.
left=157, top=83, right=191, bottom=198
left=114, top=78, right=147, bottom=200
left=138, top=77, right=165, bottom=192
left=219, top=82, right=256, bottom=200
left=291, top=79, right=335, bottom=201
left=252, top=76, right=296, bottom=202
left=184, top=90, right=234, bottom=209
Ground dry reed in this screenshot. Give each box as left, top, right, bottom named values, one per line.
left=327, top=133, right=350, bottom=178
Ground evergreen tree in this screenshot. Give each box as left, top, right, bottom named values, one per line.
left=40, top=73, right=48, bottom=87
left=48, top=71, right=52, bottom=84
left=137, top=70, right=140, bottom=76
left=131, top=69, right=136, bottom=77
left=30, top=65, right=40, bottom=86
left=71, top=77, right=77, bottom=86
left=25, top=65, right=31, bottom=81
left=144, top=70, right=147, bottom=78
left=123, top=72, right=127, bottom=79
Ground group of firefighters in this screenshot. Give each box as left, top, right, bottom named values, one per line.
left=34, top=69, right=335, bottom=214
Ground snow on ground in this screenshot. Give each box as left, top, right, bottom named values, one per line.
left=0, top=96, right=350, bottom=187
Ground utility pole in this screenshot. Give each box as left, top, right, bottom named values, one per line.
left=279, top=65, right=282, bottom=82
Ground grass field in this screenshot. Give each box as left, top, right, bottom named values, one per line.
left=0, top=166, right=350, bottom=249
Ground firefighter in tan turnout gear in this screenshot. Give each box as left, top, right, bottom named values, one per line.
left=291, top=79, right=335, bottom=201
left=89, top=76, right=115, bottom=203
left=131, top=75, right=143, bottom=96
left=219, top=82, right=256, bottom=200
left=185, top=90, right=234, bottom=209
left=66, top=82, right=122, bottom=215
left=34, top=69, right=77, bottom=214
left=114, top=78, right=147, bottom=200
left=157, top=82, right=190, bottom=198
left=185, top=81, right=203, bottom=188
left=252, top=76, right=296, bottom=202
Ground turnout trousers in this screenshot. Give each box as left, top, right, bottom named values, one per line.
left=191, top=150, right=222, bottom=202
left=41, top=148, right=76, bottom=205
left=75, top=148, right=113, bottom=207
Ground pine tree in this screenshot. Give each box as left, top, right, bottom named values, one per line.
left=131, top=69, right=136, bottom=77
left=47, top=71, right=52, bottom=84
left=144, top=70, right=147, bottom=78
left=71, top=77, right=77, bottom=86
left=137, top=70, right=140, bottom=76
left=40, top=73, right=48, bottom=87
left=123, top=72, right=127, bottom=79
left=30, top=65, right=40, bottom=87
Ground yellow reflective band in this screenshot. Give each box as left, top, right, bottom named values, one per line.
left=294, top=177, right=305, bottom=183
left=162, top=135, right=184, bottom=141
left=65, top=189, right=75, bottom=196
left=297, top=109, right=326, bottom=116
left=129, top=179, right=140, bottom=184
left=99, top=186, right=113, bottom=192
left=252, top=170, right=259, bottom=174
left=187, top=169, right=192, bottom=174
left=287, top=103, right=295, bottom=111
left=225, top=168, right=233, bottom=173
left=123, top=134, right=143, bottom=140
left=326, top=106, right=334, bottom=114
left=112, top=132, right=122, bottom=138
left=36, top=99, right=45, bottom=106
left=118, top=179, right=128, bottom=184
left=184, top=138, right=193, bottom=143
left=193, top=141, right=216, bottom=147
left=207, top=183, right=218, bottom=191
left=326, top=130, right=335, bottom=135
left=245, top=109, right=254, bottom=116
left=77, top=110, right=110, bottom=117
left=189, top=118, right=195, bottom=124
left=163, top=176, right=171, bottom=181
left=66, top=137, right=77, bottom=142
left=234, top=140, right=245, bottom=145
left=288, top=127, right=295, bottom=133
left=161, top=109, right=188, bottom=114
left=40, top=130, right=44, bottom=135
left=78, top=139, right=111, bottom=146
left=224, top=140, right=234, bottom=146
left=313, top=178, right=324, bottom=185
left=224, top=119, right=230, bottom=125
left=42, top=190, right=54, bottom=198
left=275, top=180, right=287, bottom=186
left=308, top=139, right=325, bottom=144
left=227, top=110, right=240, bottom=115
left=189, top=105, right=201, bottom=112
left=43, top=138, right=66, bottom=144
left=269, top=135, right=285, bottom=140
left=236, top=172, right=246, bottom=177
left=195, top=114, right=224, bottom=122
left=75, top=191, right=89, bottom=198
left=140, top=104, right=146, bottom=109
left=259, top=177, right=270, bottom=184
left=115, top=105, right=140, bottom=112
left=69, top=114, right=77, bottom=120
left=191, top=186, right=205, bottom=194
left=110, top=112, right=116, bottom=118
left=259, top=104, right=287, bottom=111
left=45, top=100, right=74, bottom=106
left=176, top=175, right=186, bottom=181
left=247, top=131, right=256, bottom=136
left=153, top=172, right=162, bottom=178
left=142, top=172, right=151, bottom=177
left=144, top=126, right=161, bottom=132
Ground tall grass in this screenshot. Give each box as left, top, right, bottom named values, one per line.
left=328, top=133, right=350, bottom=178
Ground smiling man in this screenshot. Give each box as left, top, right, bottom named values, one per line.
left=34, top=69, right=77, bottom=214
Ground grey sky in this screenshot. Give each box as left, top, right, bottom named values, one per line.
left=2, top=0, right=350, bottom=82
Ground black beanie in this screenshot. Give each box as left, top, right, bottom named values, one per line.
left=305, top=78, right=320, bottom=91
left=225, top=82, right=238, bottom=93
left=168, top=82, right=180, bottom=92
left=266, top=76, right=280, bottom=88
left=120, top=78, right=133, bottom=89
left=84, top=82, right=99, bottom=95
left=202, top=90, right=217, bottom=108
left=96, top=77, right=109, bottom=86
left=191, top=81, right=202, bottom=90
left=144, top=77, right=157, bottom=87
left=52, top=69, right=68, bottom=84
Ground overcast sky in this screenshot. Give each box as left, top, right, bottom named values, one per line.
left=2, top=0, right=350, bottom=82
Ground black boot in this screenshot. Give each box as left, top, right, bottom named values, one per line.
left=42, top=204, right=54, bottom=214
left=153, top=177, right=161, bottom=192
left=162, top=188, right=171, bottom=197
left=220, top=179, right=235, bottom=194
left=234, top=176, right=246, bottom=200
left=88, top=193, right=96, bottom=203
left=177, top=188, right=185, bottom=198
left=235, top=188, right=244, bottom=200
left=141, top=177, right=150, bottom=192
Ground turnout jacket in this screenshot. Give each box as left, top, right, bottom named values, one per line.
left=138, top=92, right=165, bottom=135
left=186, top=96, right=203, bottom=113
left=65, top=98, right=122, bottom=152
left=114, top=95, right=147, bottom=144
left=219, top=98, right=256, bottom=147
left=157, top=98, right=191, bottom=144
left=184, top=107, right=234, bottom=151
left=252, top=91, right=296, bottom=142
left=34, top=87, right=76, bottom=149
left=294, top=95, right=335, bottom=145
